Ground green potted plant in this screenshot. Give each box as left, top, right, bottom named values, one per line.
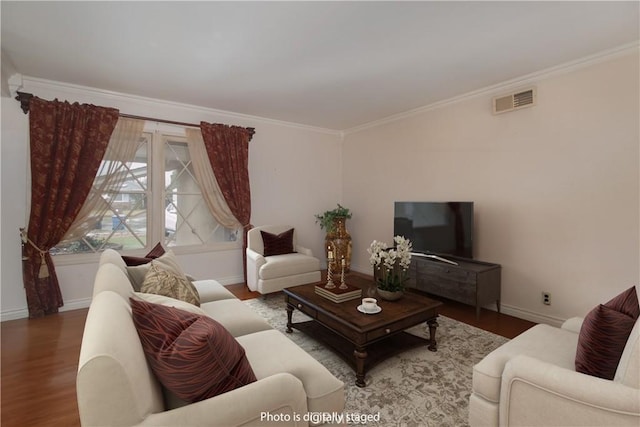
left=314, top=204, right=352, bottom=233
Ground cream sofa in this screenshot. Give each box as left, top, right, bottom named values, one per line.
left=469, top=312, right=640, bottom=426
left=77, top=249, right=344, bottom=426
left=246, top=225, right=321, bottom=295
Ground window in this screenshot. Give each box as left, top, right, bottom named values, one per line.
left=52, top=125, right=239, bottom=256
left=162, top=136, right=239, bottom=246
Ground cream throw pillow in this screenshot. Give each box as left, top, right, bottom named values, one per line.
left=139, top=254, right=200, bottom=306
left=132, top=292, right=206, bottom=315
left=127, top=250, right=186, bottom=291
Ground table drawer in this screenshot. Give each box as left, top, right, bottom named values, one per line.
left=287, top=296, right=318, bottom=319
left=316, top=311, right=360, bottom=343
left=366, top=316, right=428, bottom=342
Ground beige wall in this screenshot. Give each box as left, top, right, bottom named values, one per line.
left=2, top=49, right=638, bottom=323
left=342, top=50, right=639, bottom=324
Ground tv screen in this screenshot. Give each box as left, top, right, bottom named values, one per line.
left=394, top=201, right=474, bottom=259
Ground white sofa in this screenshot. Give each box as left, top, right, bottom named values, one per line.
left=469, top=311, right=640, bottom=426
left=246, top=225, right=321, bottom=295
left=77, top=249, right=344, bottom=426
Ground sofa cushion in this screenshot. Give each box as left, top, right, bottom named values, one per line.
left=237, top=329, right=344, bottom=415
left=140, top=261, right=200, bottom=306
left=199, top=299, right=273, bottom=337
left=192, top=279, right=237, bottom=302
left=130, top=298, right=257, bottom=403
left=614, top=317, right=640, bottom=387
left=133, top=292, right=207, bottom=316
left=472, top=324, right=578, bottom=403
left=121, top=242, right=165, bottom=266
left=259, top=253, right=321, bottom=280
left=261, top=228, right=295, bottom=256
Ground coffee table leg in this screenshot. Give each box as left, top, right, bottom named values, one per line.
left=427, top=317, right=439, bottom=352
left=354, top=347, right=367, bottom=387
left=286, top=305, right=293, bottom=333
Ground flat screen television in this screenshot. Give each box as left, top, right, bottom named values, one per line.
left=394, top=201, right=474, bottom=259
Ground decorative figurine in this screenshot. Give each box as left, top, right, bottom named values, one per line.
left=339, top=257, right=348, bottom=289
left=325, top=249, right=336, bottom=289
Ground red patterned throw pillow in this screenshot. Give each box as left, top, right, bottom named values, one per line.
left=130, top=298, right=257, bottom=402
left=604, top=286, right=640, bottom=319
left=261, top=228, right=295, bottom=256
left=575, top=286, right=639, bottom=380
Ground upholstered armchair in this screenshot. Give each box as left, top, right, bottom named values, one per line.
left=469, top=286, right=640, bottom=426
left=246, top=225, right=321, bottom=295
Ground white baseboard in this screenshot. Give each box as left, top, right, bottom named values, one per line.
left=1, top=296, right=93, bottom=322
left=1, top=277, right=245, bottom=322
left=214, top=275, right=245, bottom=286
left=499, top=304, right=565, bottom=327
left=1, top=307, right=29, bottom=322
left=60, top=297, right=93, bottom=313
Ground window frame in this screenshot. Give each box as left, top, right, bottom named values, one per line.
left=51, top=121, right=242, bottom=266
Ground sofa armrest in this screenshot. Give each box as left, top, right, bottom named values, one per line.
left=246, top=249, right=267, bottom=292
left=295, top=245, right=314, bottom=257
left=561, top=316, right=583, bottom=334
left=247, top=248, right=266, bottom=265
left=500, top=355, right=640, bottom=426
left=139, top=373, right=309, bottom=426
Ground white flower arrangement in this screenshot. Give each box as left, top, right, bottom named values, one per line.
left=367, top=235, right=413, bottom=292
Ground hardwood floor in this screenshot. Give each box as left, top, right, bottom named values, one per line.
left=1, top=281, right=534, bottom=427
left=1, top=309, right=86, bottom=427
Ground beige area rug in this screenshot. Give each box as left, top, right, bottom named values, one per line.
left=244, top=297, right=508, bottom=427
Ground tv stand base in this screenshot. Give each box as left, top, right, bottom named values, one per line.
left=407, top=256, right=501, bottom=319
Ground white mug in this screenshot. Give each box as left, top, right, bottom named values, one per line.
left=362, top=297, right=377, bottom=311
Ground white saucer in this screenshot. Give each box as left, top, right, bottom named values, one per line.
left=357, top=304, right=382, bottom=314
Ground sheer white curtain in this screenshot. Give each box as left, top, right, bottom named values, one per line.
left=63, top=118, right=146, bottom=242
left=185, top=128, right=241, bottom=229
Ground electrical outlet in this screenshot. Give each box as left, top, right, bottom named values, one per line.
left=542, top=292, right=551, bottom=305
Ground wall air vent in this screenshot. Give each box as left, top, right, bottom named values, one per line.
left=492, top=87, right=536, bottom=114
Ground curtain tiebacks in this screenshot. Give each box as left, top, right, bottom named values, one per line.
left=20, top=228, right=50, bottom=279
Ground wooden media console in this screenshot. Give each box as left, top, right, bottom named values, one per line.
left=406, top=255, right=501, bottom=319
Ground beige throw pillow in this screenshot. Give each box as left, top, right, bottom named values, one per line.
left=128, top=250, right=186, bottom=291
left=132, top=292, right=206, bottom=316
left=140, top=258, right=200, bottom=306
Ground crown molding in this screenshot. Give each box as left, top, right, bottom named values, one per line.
left=343, top=41, right=640, bottom=135
left=16, top=76, right=342, bottom=136
left=12, top=40, right=639, bottom=137
left=7, top=73, right=24, bottom=99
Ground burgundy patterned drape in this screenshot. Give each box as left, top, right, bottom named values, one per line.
left=199, top=122, right=254, bottom=283
left=23, top=98, right=119, bottom=318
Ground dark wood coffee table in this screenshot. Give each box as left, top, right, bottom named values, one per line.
left=283, top=275, right=442, bottom=387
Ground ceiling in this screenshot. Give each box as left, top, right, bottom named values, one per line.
left=2, top=1, right=639, bottom=131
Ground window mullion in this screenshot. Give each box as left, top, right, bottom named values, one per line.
left=149, top=131, right=165, bottom=247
